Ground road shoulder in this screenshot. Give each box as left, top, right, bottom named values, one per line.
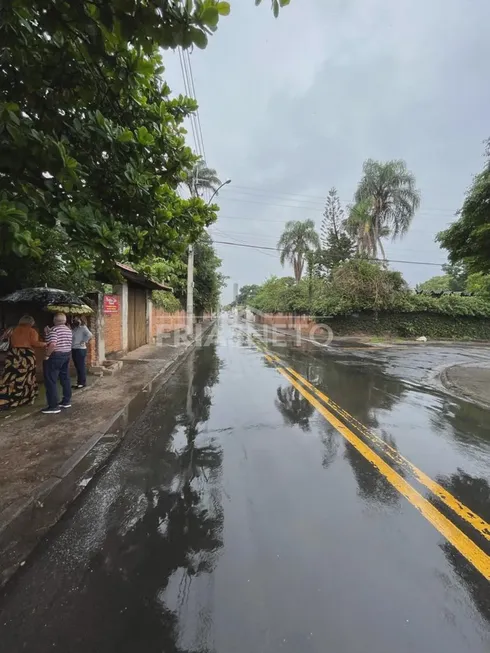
left=440, top=363, right=490, bottom=410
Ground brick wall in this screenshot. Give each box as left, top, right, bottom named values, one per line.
left=255, top=312, right=316, bottom=332
left=104, top=310, right=123, bottom=355
left=151, top=308, right=186, bottom=340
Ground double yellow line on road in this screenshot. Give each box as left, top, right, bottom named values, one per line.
left=252, top=337, right=490, bottom=580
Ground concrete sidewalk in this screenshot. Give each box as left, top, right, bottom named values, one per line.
left=0, top=322, right=216, bottom=587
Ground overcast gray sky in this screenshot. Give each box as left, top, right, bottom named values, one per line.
left=164, top=0, right=490, bottom=302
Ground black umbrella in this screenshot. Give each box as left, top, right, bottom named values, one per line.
left=0, top=287, right=93, bottom=314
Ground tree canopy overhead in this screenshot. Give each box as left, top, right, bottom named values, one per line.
left=1, top=0, right=289, bottom=290
left=438, top=141, right=490, bottom=274
left=1, top=1, right=236, bottom=282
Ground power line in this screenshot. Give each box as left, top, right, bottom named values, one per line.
left=227, top=184, right=458, bottom=214
left=220, top=194, right=455, bottom=217
left=184, top=49, right=207, bottom=163
left=211, top=226, right=444, bottom=255
left=213, top=239, right=445, bottom=267
left=216, top=214, right=452, bottom=240
left=212, top=229, right=277, bottom=259
left=177, top=48, right=200, bottom=157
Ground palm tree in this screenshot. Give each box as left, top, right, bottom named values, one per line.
left=345, top=199, right=390, bottom=259
left=277, top=219, right=320, bottom=282
left=185, top=160, right=221, bottom=197
left=352, top=159, right=420, bottom=258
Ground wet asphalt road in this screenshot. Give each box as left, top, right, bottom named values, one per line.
left=1, top=319, right=490, bottom=652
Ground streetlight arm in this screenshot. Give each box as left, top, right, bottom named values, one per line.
left=207, top=179, right=231, bottom=206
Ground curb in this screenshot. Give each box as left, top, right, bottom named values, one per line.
left=0, top=321, right=217, bottom=589
left=439, top=362, right=490, bottom=411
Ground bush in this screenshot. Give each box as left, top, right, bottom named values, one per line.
left=392, top=293, right=490, bottom=317
left=152, top=291, right=182, bottom=313
left=326, top=312, right=490, bottom=340
left=249, top=259, right=490, bottom=340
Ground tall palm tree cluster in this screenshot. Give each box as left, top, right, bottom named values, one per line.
left=345, top=159, right=420, bottom=259
left=277, top=159, right=420, bottom=280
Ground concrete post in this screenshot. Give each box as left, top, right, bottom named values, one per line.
left=115, top=281, right=129, bottom=351
left=186, top=245, right=194, bottom=337
left=95, top=292, right=105, bottom=365
left=147, top=291, right=153, bottom=344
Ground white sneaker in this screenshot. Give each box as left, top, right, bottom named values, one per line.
left=59, top=403, right=72, bottom=409
left=42, top=408, right=61, bottom=415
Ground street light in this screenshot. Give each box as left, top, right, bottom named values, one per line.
left=207, top=178, right=231, bottom=206
left=186, top=179, right=232, bottom=336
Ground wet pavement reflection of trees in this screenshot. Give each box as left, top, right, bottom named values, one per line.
left=431, top=469, right=490, bottom=624
left=271, top=345, right=407, bottom=505
left=0, top=344, right=224, bottom=653
left=430, top=396, right=490, bottom=449
left=275, top=385, right=315, bottom=432
left=81, top=344, right=224, bottom=653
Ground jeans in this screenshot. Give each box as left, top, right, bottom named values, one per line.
left=44, top=352, right=72, bottom=409
left=72, top=348, right=87, bottom=386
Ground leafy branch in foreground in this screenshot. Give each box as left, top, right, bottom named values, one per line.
left=438, top=140, right=490, bottom=275
left=255, top=0, right=291, bottom=18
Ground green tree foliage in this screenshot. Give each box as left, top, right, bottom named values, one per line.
left=324, top=259, right=407, bottom=314
left=184, top=159, right=221, bottom=197
left=346, top=199, right=390, bottom=259
left=348, top=159, right=420, bottom=259
left=441, top=263, right=469, bottom=291
left=251, top=276, right=296, bottom=313
left=416, top=275, right=452, bottom=293
left=466, top=272, right=490, bottom=298
left=192, top=232, right=226, bottom=313
left=1, top=1, right=235, bottom=285
left=134, top=233, right=224, bottom=314
left=416, top=264, right=468, bottom=294
left=134, top=255, right=186, bottom=312
left=0, top=227, right=99, bottom=295
left=318, top=187, right=354, bottom=275
left=151, top=291, right=183, bottom=313
left=256, top=0, right=291, bottom=18
left=329, top=312, right=490, bottom=340
left=277, top=219, right=320, bottom=282
left=236, top=284, right=260, bottom=305
left=438, top=143, right=490, bottom=274
left=250, top=259, right=490, bottom=321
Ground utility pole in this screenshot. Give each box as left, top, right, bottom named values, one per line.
left=186, top=178, right=231, bottom=337
left=186, top=244, right=195, bottom=336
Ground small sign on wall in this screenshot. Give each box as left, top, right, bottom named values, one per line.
left=104, top=295, right=120, bottom=314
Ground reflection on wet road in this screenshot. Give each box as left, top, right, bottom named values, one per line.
left=1, top=320, right=489, bottom=653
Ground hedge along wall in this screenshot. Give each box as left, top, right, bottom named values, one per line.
left=320, top=312, right=490, bottom=340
